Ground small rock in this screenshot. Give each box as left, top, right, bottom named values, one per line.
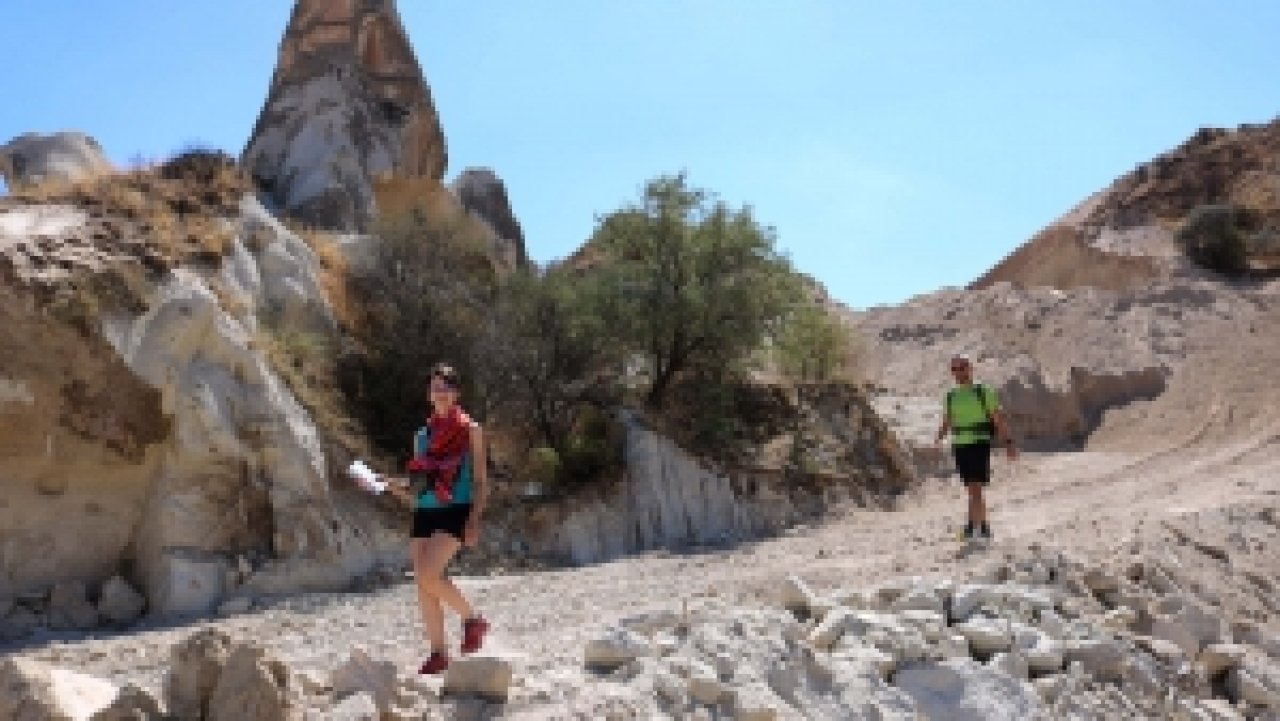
left=989, top=651, right=1029, bottom=680
left=780, top=575, right=820, bottom=616
left=443, top=655, right=514, bottom=702
left=293, top=668, right=330, bottom=696
left=206, top=643, right=293, bottom=721
left=90, top=683, right=164, bottom=720
left=733, top=683, right=781, bottom=720
left=217, top=596, right=253, bottom=616
left=687, top=670, right=726, bottom=706
left=1062, top=639, right=1128, bottom=682
left=956, top=618, right=1012, bottom=655
left=807, top=608, right=852, bottom=650
left=97, top=577, right=146, bottom=626
left=584, top=628, right=649, bottom=671
left=1100, top=607, right=1137, bottom=630
left=324, top=691, right=379, bottom=721
left=48, top=580, right=99, bottom=631
left=332, top=647, right=397, bottom=711
left=1227, top=665, right=1280, bottom=710
left=1199, top=644, right=1249, bottom=679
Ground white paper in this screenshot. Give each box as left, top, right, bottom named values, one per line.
left=347, top=460, right=386, bottom=494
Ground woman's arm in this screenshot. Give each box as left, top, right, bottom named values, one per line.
left=382, top=476, right=415, bottom=508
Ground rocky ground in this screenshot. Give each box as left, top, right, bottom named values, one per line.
left=4, top=439, right=1279, bottom=719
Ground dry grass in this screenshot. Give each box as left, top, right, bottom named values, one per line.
left=10, top=155, right=249, bottom=267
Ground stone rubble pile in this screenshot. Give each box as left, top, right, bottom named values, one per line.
left=5, top=543, right=1277, bottom=719
left=579, top=545, right=1280, bottom=720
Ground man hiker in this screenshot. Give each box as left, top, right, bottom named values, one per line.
left=934, top=354, right=1017, bottom=540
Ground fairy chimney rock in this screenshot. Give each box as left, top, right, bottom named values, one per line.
left=242, top=0, right=447, bottom=230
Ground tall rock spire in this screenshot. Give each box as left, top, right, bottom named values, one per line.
left=242, top=0, right=447, bottom=230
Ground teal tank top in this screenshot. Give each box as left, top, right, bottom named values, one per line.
left=412, top=426, right=474, bottom=509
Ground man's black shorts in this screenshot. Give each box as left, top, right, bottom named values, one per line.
left=953, top=442, right=992, bottom=484
left=411, top=503, right=472, bottom=541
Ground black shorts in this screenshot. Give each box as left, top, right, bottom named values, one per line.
left=953, top=442, right=992, bottom=484
left=411, top=504, right=473, bottom=541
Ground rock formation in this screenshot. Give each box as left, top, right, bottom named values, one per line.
left=479, top=383, right=916, bottom=566
left=974, top=119, right=1280, bottom=291
left=242, top=0, right=447, bottom=230
left=0, top=176, right=404, bottom=623
left=0, top=132, right=112, bottom=188
left=451, top=168, right=529, bottom=268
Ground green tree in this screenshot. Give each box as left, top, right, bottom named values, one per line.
left=591, top=173, right=804, bottom=408
left=343, top=210, right=501, bottom=454
left=497, top=268, right=619, bottom=461
left=774, top=302, right=860, bottom=382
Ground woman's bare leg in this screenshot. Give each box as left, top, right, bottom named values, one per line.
left=414, top=534, right=475, bottom=634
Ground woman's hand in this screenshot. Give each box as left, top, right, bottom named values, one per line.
left=463, top=515, right=481, bottom=548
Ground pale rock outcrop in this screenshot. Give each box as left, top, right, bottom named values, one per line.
left=0, top=132, right=112, bottom=188
left=242, top=0, right=446, bottom=230
left=0, top=187, right=398, bottom=623
left=539, top=390, right=912, bottom=565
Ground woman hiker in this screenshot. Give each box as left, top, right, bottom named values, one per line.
left=378, top=363, right=490, bottom=674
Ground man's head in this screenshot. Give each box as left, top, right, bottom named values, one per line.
left=949, top=354, right=973, bottom=382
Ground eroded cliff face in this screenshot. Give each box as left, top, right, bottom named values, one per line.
left=242, top=0, right=447, bottom=231
left=0, top=190, right=404, bottom=620
left=480, top=384, right=917, bottom=566
left=0, top=277, right=169, bottom=596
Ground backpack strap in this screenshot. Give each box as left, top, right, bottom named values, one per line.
left=972, top=383, right=992, bottom=421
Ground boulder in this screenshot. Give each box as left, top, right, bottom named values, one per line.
left=165, top=627, right=234, bottom=720
left=206, top=643, right=294, bottom=721
left=0, top=132, right=111, bottom=187
left=0, top=658, right=119, bottom=721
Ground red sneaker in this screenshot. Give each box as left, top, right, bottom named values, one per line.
left=461, top=616, right=490, bottom=655
left=418, top=651, right=449, bottom=675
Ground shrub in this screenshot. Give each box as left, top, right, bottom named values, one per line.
left=1176, top=204, right=1250, bottom=276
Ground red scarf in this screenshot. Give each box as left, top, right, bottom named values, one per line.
left=407, top=406, right=472, bottom=503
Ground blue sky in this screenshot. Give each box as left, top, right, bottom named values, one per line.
left=3, top=1, right=1278, bottom=309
